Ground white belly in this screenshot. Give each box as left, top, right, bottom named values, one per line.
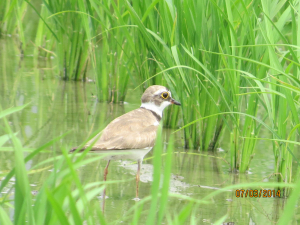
left=89, top=147, right=152, bottom=161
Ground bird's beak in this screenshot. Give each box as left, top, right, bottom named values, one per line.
left=170, top=98, right=181, bottom=106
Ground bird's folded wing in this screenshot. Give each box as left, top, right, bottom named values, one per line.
left=85, top=108, right=159, bottom=150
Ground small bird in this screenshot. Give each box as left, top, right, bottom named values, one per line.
left=72, top=85, right=180, bottom=199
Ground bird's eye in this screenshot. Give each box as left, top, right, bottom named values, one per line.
left=161, top=92, right=169, bottom=99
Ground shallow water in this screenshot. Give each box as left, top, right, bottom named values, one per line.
left=0, top=38, right=289, bottom=224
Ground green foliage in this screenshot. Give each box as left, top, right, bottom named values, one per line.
left=2, top=0, right=300, bottom=223
left=0, top=106, right=103, bottom=224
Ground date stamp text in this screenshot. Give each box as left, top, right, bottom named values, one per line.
left=235, top=189, right=281, bottom=198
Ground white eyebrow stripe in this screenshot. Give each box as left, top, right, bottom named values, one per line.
left=154, top=89, right=167, bottom=95
left=154, top=89, right=172, bottom=96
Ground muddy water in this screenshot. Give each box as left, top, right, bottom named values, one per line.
left=0, top=38, right=287, bottom=224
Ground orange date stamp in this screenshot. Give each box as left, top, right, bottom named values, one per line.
left=235, top=189, right=281, bottom=198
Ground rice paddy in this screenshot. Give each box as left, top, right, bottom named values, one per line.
left=1, top=0, right=300, bottom=224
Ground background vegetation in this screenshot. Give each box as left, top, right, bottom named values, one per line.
left=1, top=0, right=300, bottom=224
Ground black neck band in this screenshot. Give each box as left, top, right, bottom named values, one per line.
left=140, top=107, right=162, bottom=122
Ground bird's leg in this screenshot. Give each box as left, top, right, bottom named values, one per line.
left=104, top=160, right=110, bottom=181
left=102, top=160, right=110, bottom=213
left=136, top=159, right=141, bottom=199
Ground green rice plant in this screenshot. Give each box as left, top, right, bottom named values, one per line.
left=258, top=1, right=300, bottom=189
left=0, top=0, right=27, bottom=45
left=34, top=0, right=138, bottom=101
left=0, top=104, right=108, bottom=225
left=124, top=0, right=300, bottom=182
left=278, top=172, right=300, bottom=224
left=125, top=1, right=230, bottom=150
left=225, top=0, right=300, bottom=182
left=36, top=1, right=90, bottom=80
left=123, top=0, right=261, bottom=166
left=88, top=0, right=159, bottom=102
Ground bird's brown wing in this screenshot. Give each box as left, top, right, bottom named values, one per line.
left=85, top=108, right=159, bottom=150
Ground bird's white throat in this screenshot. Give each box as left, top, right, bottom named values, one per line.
left=140, top=101, right=171, bottom=117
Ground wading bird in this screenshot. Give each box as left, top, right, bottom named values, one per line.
left=71, top=85, right=181, bottom=204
